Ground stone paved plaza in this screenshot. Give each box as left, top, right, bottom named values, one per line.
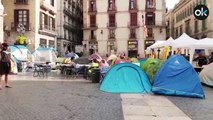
left=0, top=71, right=212, bottom=120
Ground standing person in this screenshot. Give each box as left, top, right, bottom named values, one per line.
left=0, top=43, right=12, bottom=89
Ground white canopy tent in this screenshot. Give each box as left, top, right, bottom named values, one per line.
left=146, top=40, right=165, bottom=50
left=155, top=37, right=174, bottom=48
left=189, top=38, right=213, bottom=64
left=172, top=33, right=198, bottom=49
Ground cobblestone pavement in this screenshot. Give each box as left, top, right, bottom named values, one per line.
left=167, top=86, right=213, bottom=120
left=0, top=72, right=124, bottom=120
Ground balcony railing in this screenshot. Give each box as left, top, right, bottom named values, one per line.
left=15, top=0, right=28, bottom=4
left=107, top=5, right=117, bottom=13
left=64, top=22, right=75, bottom=31
left=82, top=24, right=98, bottom=30
left=108, top=34, right=115, bottom=39
left=129, top=33, right=136, bottom=39
left=40, top=24, right=56, bottom=31
left=89, top=35, right=97, bottom=40
left=146, top=2, right=156, bottom=9
left=128, top=22, right=140, bottom=28
left=90, top=23, right=98, bottom=28
left=88, top=5, right=97, bottom=13
left=146, top=21, right=167, bottom=27
left=129, top=4, right=138, bottom=12
left=146, top=32, right=154, bottom=40
left=63, top=8, right=74, bottom=18
left=107, top=22, right=117, bottom=28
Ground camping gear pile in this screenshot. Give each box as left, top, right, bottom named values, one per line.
left=100, top=55, right=205, bottom=99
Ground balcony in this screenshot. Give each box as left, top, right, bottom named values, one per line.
left=146, top=33, right=154, bottom=40
left=129, top=4, right=138, bottom=12
left=15, top=0, right=28, bottom=4
left=89, top=35, right=97, bottom=44
left=107, top=5, right=117, bottom=13
left=107, top=22, right=117, bottom=29
left=40, top=0, right=57, bottom=14
left=63, top=22, right=75, bottom=31
left=146, top=21, right=167, bottom=27
left=82, top=24, right=98, bottom=30
left=63, top=8, right=74, bottom=18
left=39, top=24, right=57, bottom=36
left=129, top=33, right=136, bottom=39
left=145, top=3, right=156, bottom=11
left=128, top=22, right=140, bottom=28
left=108, top=34, right=115, bottom=40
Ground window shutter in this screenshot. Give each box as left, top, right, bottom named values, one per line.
left=26, top=10, right=29, bottom=30
left=14, top=10, right=19, bottom=28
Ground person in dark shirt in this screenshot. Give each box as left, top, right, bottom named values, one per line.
left=195, top=53, right=208, bottom=67
left=0, top=43, right=12, bottom=89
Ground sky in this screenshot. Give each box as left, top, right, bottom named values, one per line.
left=166, top=0, right=180, bottom=10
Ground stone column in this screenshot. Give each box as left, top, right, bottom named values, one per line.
left=0, top=0, right=4, bottom=43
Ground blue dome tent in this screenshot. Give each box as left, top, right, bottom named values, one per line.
left=9, top=45, right=31, bottom=61
left=152, top=55, right=205, bottom=98
left=100, top=63, right=151, bottom=93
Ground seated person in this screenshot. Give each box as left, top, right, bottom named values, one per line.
left=84, top=59, right=99, bottom=79
left=99, top=60, right=109, bottom=73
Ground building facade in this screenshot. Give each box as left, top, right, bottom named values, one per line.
left=2, top=0, right=57, bottom=51
left=166, top=0, right=213, bottom=39
left=83, top=0, right=166, bottom=57
left=57, top=0, right=83, bottom=56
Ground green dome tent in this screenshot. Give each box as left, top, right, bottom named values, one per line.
left=142, top=58, right=164, bottom=84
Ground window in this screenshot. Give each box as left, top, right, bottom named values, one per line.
left=203, top=0, right=206, bottom=5
left=130, top=0, right=135, bottom=9
left=49, top=17, right=55, bottom=31
left=194, top=20, right=198, bottom=33
left=180, top=25, right=182, bottom=35
left=109, top=29, right=115, bottom=38
left=40, top=39, right=47, bottom=47
left=49, top=40, right=55, bottom=48
left=15, top=0, right=28, bottom=4
left=41, top=12, right=48, bottom=29
left=89, top=1, right=96, bottom=11
left=90, top=30, right=95, bottom=39
left=146, top=0, right=155, bottom=8
left=176, top=27, right=178, bottom=38
left=130, top=13, right=137, bottom=26
left=51, top=0, right=54, bottom=6
left=147, top=28, right=153, bottom=37
left=90, top=15, right=96, bottom=27
left=202, top=20, right=207, bottom=31
left=108, top=0, right=115, bottom=10
left=130, top=29, right=136, bottom=38
left=109, top=14, right=116, bottom=27
left=146, top=12, right=155, bottom=25
left=14, top=9, right=29, bottom=30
